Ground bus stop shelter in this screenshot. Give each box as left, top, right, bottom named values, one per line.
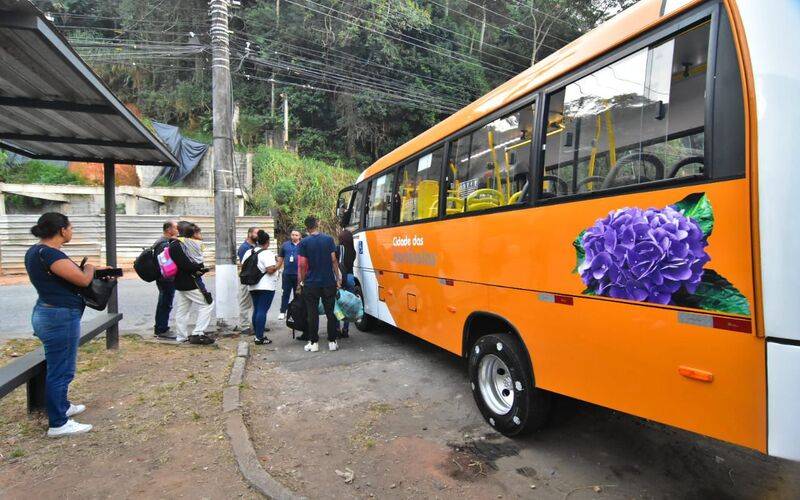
left=0, top=0, right=179, bottom=350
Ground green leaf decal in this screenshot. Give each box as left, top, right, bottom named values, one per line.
left=582, top=287, right=596, bottom=296
left=673, top=192, right=714, bottom=237
left=672, top=269, right=750, bottom=316
left=572, top=229, right=587, bottom=274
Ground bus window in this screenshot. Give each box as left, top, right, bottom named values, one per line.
left=365, top=171, right=395, bottom=228
left=397, top=147, right=444, bottom=223
left=349, top=184, right=365, bottom=231
left=541, top=22, right=710, bottom=198
left=446, top=104, right=535, bottom=215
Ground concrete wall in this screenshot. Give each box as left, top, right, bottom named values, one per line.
left=0, top=214, right=275, bottom=275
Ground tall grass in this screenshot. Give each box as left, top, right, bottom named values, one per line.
left=250, top=146, right=358, bottom=239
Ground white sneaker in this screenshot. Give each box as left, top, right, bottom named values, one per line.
left=304, top=342, right=319, bottom=352
left=47, top=419, right=92, bottom=438
left=328, top=341, right=338, bottom=351
left=66, top=403, right=85, bottom=417
left=278, top=313, right=286, bottom=321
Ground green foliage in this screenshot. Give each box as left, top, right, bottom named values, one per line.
left=674, top=192, right=714, bottom=237
left=0, top=160, right=87, bottom=185
left=674, top=270, right=751, bottom=316
left=250, top=147, right=358, bottom=238
left=35, top=0, right=614, bottom=169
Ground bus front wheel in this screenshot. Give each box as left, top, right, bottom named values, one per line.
left=353, top=282, right=376, bottom=332
left=468, top=333, right=551, bottom=437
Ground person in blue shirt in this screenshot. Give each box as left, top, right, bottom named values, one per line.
left=276, top=229, right=301, bottom=321
left=236, top=227, right=259, bottom=334
left=298, top=215, right=342, bottom=352
left=24, top=213, right=99, bottom=438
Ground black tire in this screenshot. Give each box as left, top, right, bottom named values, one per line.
left=353, top=282, right=377, bottom=332
left=468, top=333, right=551, bottom=437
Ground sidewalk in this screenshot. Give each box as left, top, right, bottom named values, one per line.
left=0, top=334, right=259, bottom=499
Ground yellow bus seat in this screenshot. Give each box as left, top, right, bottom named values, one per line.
left=508, top=190, right=523, bottom=204
left=466, top=188, right=503, bottom=211
left=416, top=180, right=439, bottom=219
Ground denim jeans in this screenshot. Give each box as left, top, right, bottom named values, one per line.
left=154, top=280, right=175, bottom=333
left=280, top=273, right=298, bottom=313
left=31, top=301, right=83, bottom=428
left=303, top=285, right=338, bottom=343
left=250, top=290, right=275, bottom=341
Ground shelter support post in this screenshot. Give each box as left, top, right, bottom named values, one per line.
left=103, top=161, right=119, bottom=350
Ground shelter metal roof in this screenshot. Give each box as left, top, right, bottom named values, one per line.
left=0, top=0, right=179, bottom=166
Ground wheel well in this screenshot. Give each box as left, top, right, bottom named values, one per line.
left=462, top=312, right=533, bottom=374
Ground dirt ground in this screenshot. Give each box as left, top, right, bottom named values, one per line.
left=0, top=334, right=258, bottom=499
left=242, top=322, right=800, bottom=500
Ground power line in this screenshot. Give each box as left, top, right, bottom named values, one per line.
left=238, top=46, right=467, bottom=109
left=232, top=31, right=477, bottom=98
left=239, top=50, right=460, bottom=113
left=230, top=37, right=465, bottom=106
left=240, top=70, right=455, bottom=114
left=237, top=48, right=460, bottom=113
left=281, top=0, right=517, bottom=78
left=329, top=0, right=531, bottom=68
left=462, top=0, right=574, bottom=45
left=424, top=0, right=564, bottom=53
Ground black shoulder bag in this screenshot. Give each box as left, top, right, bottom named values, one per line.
left=38, top=248, right=117, bottom=311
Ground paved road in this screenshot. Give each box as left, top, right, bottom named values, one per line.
left=0, top=277, right=284, bottom=340
left=243, top=321, right=800, bottom=499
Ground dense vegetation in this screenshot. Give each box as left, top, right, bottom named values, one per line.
left=32, top=0, right=634, bottom=170
left=250, top=146, right=359, bottom=235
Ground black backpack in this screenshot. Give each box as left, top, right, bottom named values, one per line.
left=239, top=248, right=265, bottom=285
left=286, top=292, right=308, bottom=337
left=133, top=243, right=164, bottom=282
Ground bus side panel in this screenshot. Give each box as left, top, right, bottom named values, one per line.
left=508, top=179, right=764, bottom=451
left=488, top=285, right=765, bottom=450
left=363, top=228, right=485, bottom=354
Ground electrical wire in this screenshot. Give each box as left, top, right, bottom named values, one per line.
left=280, top=0, right=517, bottom=78
left=326, top=0, right=531, bottom=68
left=229, top=39, right=467, bottom=108
left=230, top=32, right=477, bottom=98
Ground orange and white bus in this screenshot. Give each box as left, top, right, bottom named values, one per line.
left=335, top=0, right=800, bottom=460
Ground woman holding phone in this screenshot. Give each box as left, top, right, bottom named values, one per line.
left=24, top=212, right=97, bottom=437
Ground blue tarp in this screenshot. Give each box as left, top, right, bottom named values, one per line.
left=152, top=122, right=208, bottom=183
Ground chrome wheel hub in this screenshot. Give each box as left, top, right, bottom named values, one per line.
left=478, top=354, right=514, bottom=415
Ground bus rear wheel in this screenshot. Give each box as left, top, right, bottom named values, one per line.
left=353, top=282, right=376, bottom=332
left=468, top=333, right=551, bottom=437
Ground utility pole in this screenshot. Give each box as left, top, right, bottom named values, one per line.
left=282, top=92, right=289, bottom=149
left=270, top=72, right=276, bottom=119
left=209, top=0, right=238, bottom=327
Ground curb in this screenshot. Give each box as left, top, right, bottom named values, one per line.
left=225, top=340, right=303, bottom=500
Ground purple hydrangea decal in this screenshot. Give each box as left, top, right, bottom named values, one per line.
left=577, top=205, right=709, bottom=305
left=573, top=193, right=750, bottom=315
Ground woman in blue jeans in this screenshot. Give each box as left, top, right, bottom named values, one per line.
left=24, top=213, right=98, bottom=437
left=242, top=230, right=278, bottom=345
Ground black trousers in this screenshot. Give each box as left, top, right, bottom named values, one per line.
left=303, top=285, right=338, bottom=343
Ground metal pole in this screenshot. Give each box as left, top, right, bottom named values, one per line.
left=103, top=161, right=119, bottom=350
left=210, top=0, right=238, bottom=327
